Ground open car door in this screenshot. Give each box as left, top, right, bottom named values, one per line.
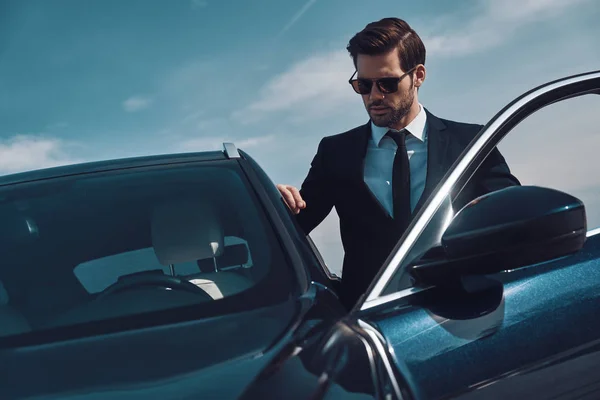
left=354, top=70, right=600, bottom=399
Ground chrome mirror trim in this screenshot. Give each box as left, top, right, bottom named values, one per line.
left=360, top=70, right=600, bottom=310
left=360, top=286, right=432, bottom=312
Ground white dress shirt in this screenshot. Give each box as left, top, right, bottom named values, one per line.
left=363, top=104, right=428, bottom=217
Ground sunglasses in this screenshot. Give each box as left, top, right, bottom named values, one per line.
left=348, top=65, right=418, bottom=95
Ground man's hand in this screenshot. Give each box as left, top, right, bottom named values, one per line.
left=277, top=184, right=306, bottom=214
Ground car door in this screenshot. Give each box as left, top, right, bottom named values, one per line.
left=353, top=70, right=600, bottom=400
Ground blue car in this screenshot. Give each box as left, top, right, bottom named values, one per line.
left=0, top=70, right=599, bottom=399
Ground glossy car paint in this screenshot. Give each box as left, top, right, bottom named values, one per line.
left=366, top=232, right=600, bottom=399
left=0, top=300, right=297, bottom=398
left=0, top=152, right=370, bottom=400
left=0, top=285, right=349, bottom=399
left=239, top=313, right=416, bottom=399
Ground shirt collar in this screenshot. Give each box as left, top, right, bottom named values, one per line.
left=371, top=103, right=428, bottom=146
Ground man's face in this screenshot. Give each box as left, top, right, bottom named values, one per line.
left=356, top=48, right=417, bottom=129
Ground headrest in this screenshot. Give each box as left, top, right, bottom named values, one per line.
left=151, top=199, right=224, bottom=265
left=219, top=243, right=249, bottom=266
left=197, top=243, right=249, bottom=272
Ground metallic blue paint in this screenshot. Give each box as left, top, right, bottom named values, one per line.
left=368, top=233, right=600, bottom=399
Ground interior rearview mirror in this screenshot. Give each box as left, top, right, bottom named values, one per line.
left=409, top=186, right=587, bottom=285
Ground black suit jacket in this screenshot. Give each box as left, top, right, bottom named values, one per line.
left=296, top=109, right=520, bottom=309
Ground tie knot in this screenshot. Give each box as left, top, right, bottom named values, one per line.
left=386, top=129, right=408, bottom=148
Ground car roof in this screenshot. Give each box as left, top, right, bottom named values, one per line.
left=0, top=150, right=229, bottom=187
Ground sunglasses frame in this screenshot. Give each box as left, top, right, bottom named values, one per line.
left=348, top=65, right=418, bottom=95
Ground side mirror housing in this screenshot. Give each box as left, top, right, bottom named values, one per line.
left=409, top=186, right=587, bottom=285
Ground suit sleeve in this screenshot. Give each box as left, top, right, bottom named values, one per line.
left=474, top=146, right=521, bottom=193
left=295, top=138, right=335, bottom=235
left=453, top=130, right=521, bottom=211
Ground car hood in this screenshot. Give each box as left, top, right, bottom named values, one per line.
left=0, top=299, right=301, bottom=400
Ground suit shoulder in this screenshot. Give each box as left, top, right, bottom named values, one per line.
left=437, top=116, right=484, bottom=144
left=439, top=117, right=483, bottom=134
left=321, top=123, right=369, bottom=145
left=324, top=123, right=369, bottom=140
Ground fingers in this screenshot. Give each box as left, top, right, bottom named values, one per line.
left=276, top=184, right=306, bottom=214
left=277, top=184, right=296, bottom=210
left=290, top=186, right=306, bottom=212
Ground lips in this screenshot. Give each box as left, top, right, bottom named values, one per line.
left=370, top=107, right=389, bottom=115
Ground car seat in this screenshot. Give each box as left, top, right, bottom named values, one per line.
left=151, top=199, right=253, bottom=299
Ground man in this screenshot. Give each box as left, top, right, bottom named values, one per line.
left=277, top=17, right=520, bottom=309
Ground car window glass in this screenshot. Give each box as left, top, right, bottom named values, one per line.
left=381, top=93, right=600, bottom=295
left=0, top=163, right=295, bottom=340
left=497, top=95, right=600, bottom=230
left=74, top=236, right=252, bottom=293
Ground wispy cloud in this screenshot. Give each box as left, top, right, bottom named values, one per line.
left=0, top=135, right=83, bottom=175
left=190, top=0, right=208, bottom=9
left=422, top=0, right=594, bottom=57
left=122, top=95, right=153, bottom=112
left=175, top=136, right=223, bottom=152
left=232, top=50, right=356, bottom=124
left=178, top=110, right=206, bottom=126
left=278, top=0, right=318, bottom=37
left=175, top=134, right=275, bottom=153
left=236, top=134, right=275, bottom=148
left=236, top=0, right=596, bottom=126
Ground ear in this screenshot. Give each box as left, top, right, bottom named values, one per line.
left=413, top=64, right=426, bottom=88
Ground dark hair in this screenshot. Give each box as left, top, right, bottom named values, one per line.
left=346, top=17, right=426, bottom=72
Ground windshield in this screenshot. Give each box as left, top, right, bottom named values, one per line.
left=0, top=161, right=295, bottom=338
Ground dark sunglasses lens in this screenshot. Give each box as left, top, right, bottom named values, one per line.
left=377, top=78, right=400, bottom=93
left=352, top=79, right=372, bottom=94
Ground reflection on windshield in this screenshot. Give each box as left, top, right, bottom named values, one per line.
left=0, top=163, right=293, bottom=337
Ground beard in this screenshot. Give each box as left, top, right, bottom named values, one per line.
left=369, top=87, right=415, bottom=129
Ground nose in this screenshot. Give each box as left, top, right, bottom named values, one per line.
left=368, top=82, right=385, bottom=100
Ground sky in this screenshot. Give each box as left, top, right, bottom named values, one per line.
left=1, top=0, right=599, bottom=274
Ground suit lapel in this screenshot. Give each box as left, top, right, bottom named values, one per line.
left=414, top=109, right=451, bottom=214
left=352, top=121, right=371, bottom=175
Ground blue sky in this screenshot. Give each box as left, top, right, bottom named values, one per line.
left=1, top=0, right=599, bottom=272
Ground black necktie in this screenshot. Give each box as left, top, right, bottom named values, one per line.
left=386, top=130, right=411, bottom=226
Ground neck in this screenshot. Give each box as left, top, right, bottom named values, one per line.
left=389, top=100, right=421, bottom=131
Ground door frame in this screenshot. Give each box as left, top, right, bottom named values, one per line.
left=357, top=69, right=600, bottom=312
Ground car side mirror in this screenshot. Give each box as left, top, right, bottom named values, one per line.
left=409, top=186, right=587, bottom=285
